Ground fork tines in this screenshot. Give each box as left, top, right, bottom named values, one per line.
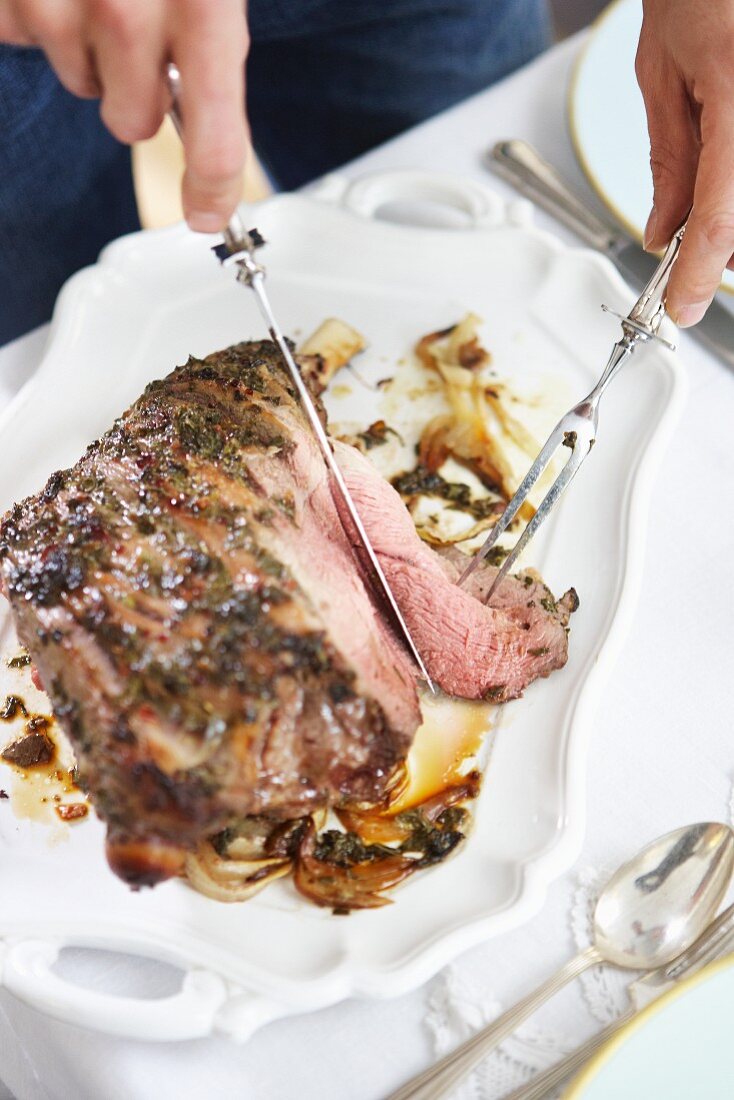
left=458, top=416, right=594, bottom=604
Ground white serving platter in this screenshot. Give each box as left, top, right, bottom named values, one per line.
left=0, top=169, right=684, bottom=1042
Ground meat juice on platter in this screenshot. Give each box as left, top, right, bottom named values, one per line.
left=0, top=318, right=577, bottom=910
left=0, top=658, right=88, bottom=827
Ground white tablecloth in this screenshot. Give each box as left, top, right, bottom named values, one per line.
left=2, top=33, right=734, bottom=1100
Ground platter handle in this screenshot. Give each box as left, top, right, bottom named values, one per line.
left=0, top=939, right=287, bottom=1042
left=325, top=168, right=528, bottom=229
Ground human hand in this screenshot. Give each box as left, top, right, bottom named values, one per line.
left=636, top=0, right=734, bottom=327
left=0, top=0, right=249, bottom=232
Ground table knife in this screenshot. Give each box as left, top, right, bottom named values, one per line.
left=487, top=139, right=734, bottom=371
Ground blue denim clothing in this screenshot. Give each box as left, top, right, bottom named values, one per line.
left=0, top=0, right=550, bottom=345
left=247, top=0, right=552, bottom=188
left=0, top=48, right=139, bottom=347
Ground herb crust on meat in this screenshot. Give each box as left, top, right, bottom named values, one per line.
left=0, top=341, right=419, bottom=886
left=0, top=339, right=577, bottom=892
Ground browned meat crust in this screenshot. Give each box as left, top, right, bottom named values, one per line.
left=0, top=342, right=419, bottom=884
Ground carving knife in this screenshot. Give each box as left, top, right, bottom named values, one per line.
left=488, top=139, right=734, bottom=371
left=166, top=63, right=434, bottom=688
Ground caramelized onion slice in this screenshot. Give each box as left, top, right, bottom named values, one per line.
left=213, top=816, right=278, bottom=861
left=415, top=317, right=543, bottom=522
left=293, top=820, right=415, bottom=910
left=413, top=515, right=500, bottom=548
left=336, top=772, right=482, bottom=844
left=298, top=318, right=366, bottom=394
left=295, top=773, right=482, bottom=910
left=185, top=841, right=291, bottom=903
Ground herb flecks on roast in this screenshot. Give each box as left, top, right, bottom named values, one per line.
left=0, top=337, right=576, bottom=898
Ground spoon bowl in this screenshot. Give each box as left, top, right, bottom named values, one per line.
left=594, top=821, right=734, bottom=970
left=389, top=821, right=734, bottom=1100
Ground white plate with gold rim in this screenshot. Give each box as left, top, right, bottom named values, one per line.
left=567, top=954, right=734, bottom=1099
left=569, top=0, right=734, bottom=294
left=0, top=168, right=684, bottom=1042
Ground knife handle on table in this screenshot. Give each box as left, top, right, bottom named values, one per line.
left=489, top=139, right=734, bottom=372
left=488, top=140, right=620, bottom=252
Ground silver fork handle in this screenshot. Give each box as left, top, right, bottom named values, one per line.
left=489, top=139, right=686, bottom=340
left=626, top=222, right=687, bottom=335
left=387, top=947, right=601, bottom=1100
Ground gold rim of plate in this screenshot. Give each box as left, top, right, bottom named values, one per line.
left=566, top=0, right=734, bottom=297
left=563, top=951, right=734, bottom=1098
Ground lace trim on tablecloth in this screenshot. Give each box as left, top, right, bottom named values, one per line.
left=422, top=862, right=629, bottom=1097
left=571, top=866, right=630, bottom=1026
left=423, top=777, right=734, bottom=1097
left=424, top=967, right=572, bottom=1098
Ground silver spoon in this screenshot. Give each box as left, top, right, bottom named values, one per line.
left=388, top=822, right=734, bottom=1100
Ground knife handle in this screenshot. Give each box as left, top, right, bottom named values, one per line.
left=488, top=140, right=619, bottom=253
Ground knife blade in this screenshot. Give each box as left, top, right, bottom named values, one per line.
left=164, top=63, right=434, bottom=688
left=488, top=140, right=734, bottom=371
left=236, top=247, right=435, bottom=691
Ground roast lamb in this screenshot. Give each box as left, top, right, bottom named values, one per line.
left=0, top=341, right=576, bottom=887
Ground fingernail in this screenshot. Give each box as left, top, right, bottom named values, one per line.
left=186, top=210, right=224, bottom=233
left=643, top=207, right=657, bottom=250
left=673, top=299, right=710, bottom=328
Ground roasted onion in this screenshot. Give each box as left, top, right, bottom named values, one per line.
left=293, top=773, right=482, bottom=910
left=293, top=818, right=416, bottom=911
left=298, top=317, right=366, bottom=394
left=415, top=315, right=548, bottom=522
left=184, top=839, right=292, bottom=903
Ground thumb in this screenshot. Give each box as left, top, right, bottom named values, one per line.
left=635, top=46, right=698, bottom=250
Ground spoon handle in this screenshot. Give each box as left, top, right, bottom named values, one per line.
left=387, top=945, right=601, bottom=1100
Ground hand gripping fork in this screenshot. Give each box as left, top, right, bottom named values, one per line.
left=459, top=222, right=687, bottom=603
